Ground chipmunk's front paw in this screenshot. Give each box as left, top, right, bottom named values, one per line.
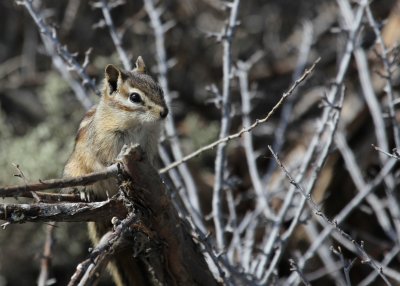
left=63, top=186, right=96, bottom=202
left=79, top=188, right=96, bottom=202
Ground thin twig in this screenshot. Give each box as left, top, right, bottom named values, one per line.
left=143, top=0, right=203, bottom=225
left=337, top=134, right=395, bottom=241
left=17, top=0, right=100, bottom=97
left=260, top=86, right=344, bottom=283
left=212, top=0, right=241, bottom=251
left=286, top=158, right=398, bottom=285
left=263, top=20, right=314, bottom=184
left=37, top=224, right=56, bottom=286
left=327, top=229, right=400, bottom=283
left=269, top=147, right=392, bottom=286
left=331, top=246, right=356, bottom=286
left=159, top=58, right=320, bottom=174
left=303, top=220, right=347, bottom=285
left=359, top=245, right=400, bottom=286
left=0, top=164, right=119, bottom=197
left=337, top=0, right=400, bottom=245
left=237, top=51, right=274, bottom=218
left=372, top=144, right=400, bottom=160
left=366, top=5, right=400, bottom=149
left=96, top=0, right=132, bottom=70
left=289, top=259, right=311, bottom=286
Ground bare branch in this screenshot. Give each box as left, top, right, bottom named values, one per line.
left=373, top=144, right=400, bottom=160
left=337, top=0, right=400, bottom=247
left=264, top=21, right=314, bottom=184
left=337, top=134, right=395, bottom=241
left=159, top=58, right=320, bottom=174
left=17, top=0, right=100, bottom=98
left=37, top=224, right=56, bottom=286
left=366, top=6, right=400, bottom=149
left=0, top=199, right=127, bottom=224
left=269, top=146, right=392, bottom=286
left=289, top=259, right=311, bottom=286
left=331, top=246, right=355, bottom=286
left=96, top=0, right=132, bottom=70
left=359, top=245, right=400, bottom=286
left=237, top=51, right=274, bottom=218
left=286, top=157, right=398, bottom=285
left=143, top=0, right=203, bottom=225
left=0, top=164, right=119, bottom=197
left=212, top=0, right=241, bottom=250
left=260, top=85, right=344, bottom=282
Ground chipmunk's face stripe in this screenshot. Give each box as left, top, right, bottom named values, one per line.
left=107, top=97, right=141, bottom=113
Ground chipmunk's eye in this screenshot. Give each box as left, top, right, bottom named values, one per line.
left=129, top=92, right=142, bottom=103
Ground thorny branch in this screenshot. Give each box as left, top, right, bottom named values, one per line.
left=365, top=6, right=400, bottom=149
left=338, top=0, right=400, bottom=247
left=94, top=0, right=132, bottom=71
left=263, top=21, right=314, bottom=185
left=237, top=51, right=273, bottom=217
left=17, top=0, right=100, bottom=97
left=287, top=157, right=398, bottom=285
left=259, top=84, right=344, bottom=283
left=212, top=0, right=240, bottom=251
left=159, top=58, right=320, bottom=174
left=143, top=0, right=203, bottom=228
left=268, top=146, right=392, bottom=286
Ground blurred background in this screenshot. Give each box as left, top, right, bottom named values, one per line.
left=0, top=0, right=400, bottom=285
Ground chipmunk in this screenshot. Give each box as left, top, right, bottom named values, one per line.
left=63, top=56, right=168, bottom=286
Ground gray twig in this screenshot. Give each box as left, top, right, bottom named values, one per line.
left=17, top=0, right=100, bottom=99
left=289, top=259, right=311, bottom=286
left=0, top=164, right=119, bottom=196
left=331, top=245, right=356, bottom=286
left=286, top=158, right=398, bottom=285
left=337, top=0, right=400, bottom=246
left=269, top=147, right=392, bottom=286
left=336, top=133, right=395, bottom=241
left=359, top=245, right=400, bottom=286
left=260, top=85, right=344, bottom=283
left=95, top=0, right=132, bottom=70
left=263, top=20, right=314, bottom=184
left=143, top=0, right=203, bottom=227
left=366, top=5, right=400, bottom=149
left=236, top=51, right=274, bottom=219
left=212, top=0, right=241, bottom=251
left=159, top=59, right=320, bottom=174
left=37, top=224, right=56, bottom=286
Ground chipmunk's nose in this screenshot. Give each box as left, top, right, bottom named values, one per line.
left=160, top=108, right=169, bottom=119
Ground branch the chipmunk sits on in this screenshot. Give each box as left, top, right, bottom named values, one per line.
left=63, top=56, right=168, bottom=286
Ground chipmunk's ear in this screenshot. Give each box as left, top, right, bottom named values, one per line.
left=133, top=56, right=147, bottom=74
left=105, top=64, right=122, bottom=94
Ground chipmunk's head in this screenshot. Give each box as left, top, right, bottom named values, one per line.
left=102, top=56, right=168, bottom=128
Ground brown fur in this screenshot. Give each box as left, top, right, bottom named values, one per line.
left=64, top=59, right=168, bottom=286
